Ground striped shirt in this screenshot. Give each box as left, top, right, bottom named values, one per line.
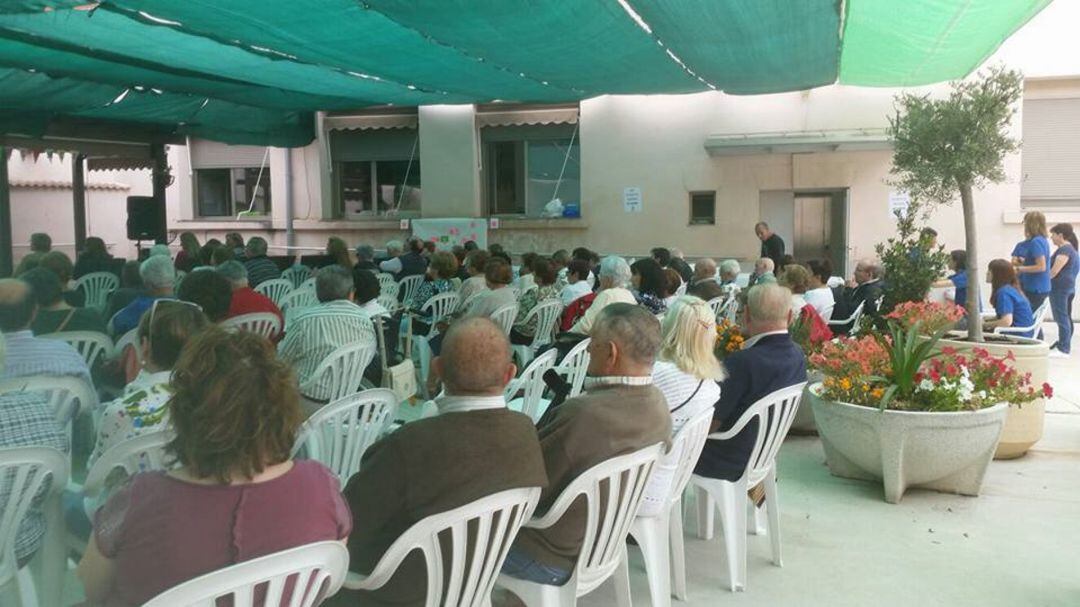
left=0, top=391, right=69, bottom=561
left=244, top=256, right=282, bottom=288
left=1, top=330, right=93, bottom=388
left=277, top=300, right=375, bottom=400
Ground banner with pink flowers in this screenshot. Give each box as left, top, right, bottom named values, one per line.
left=411, top=218, right=488, bottom=251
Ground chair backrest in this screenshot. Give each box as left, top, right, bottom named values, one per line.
left=220, top=313, right=281, bottom=340
left=521, top=299, right=562, bottom=349
left=705, top=296, right=726, bottom=319
left=490, top=303, right=519, bottom=336
left=376, top=293, right=401, bottom=315
left=556, top=337, right=592, bottom=398
left=298, top=276, right=318, bottom=292
left=540, top=444, right=664, bottom=596
left=0, top=375, right=96, bottom=429
left=83, top=430, right=173, bottom=503
left=281, top=288, right=320, bottom=312
left=828, top=300, right=865, bottom=327
left=376, top=273, right=398, bottom=295
left=303, top=341, right=378, bottom=402
left=421, top=292, right=461, bottom=327
left=456, top=291, right=483, bottom=314
left=994, top=299, right=1051, bottom=336
left=346, top=487, right=541, bottom=607
left=75, top=271, right=119, bottom=309
left=504, top=349, right=558, bottom=422
left=399, top=274, right=425, bottom=305
left=113, top=327, right=143, bottom=369
left=662, top=407, right=715, bottom=509
left=143, top=541, right=350, bottom=607
left=39, top=331, right=113, bottom=368
left=254, top=278, right=295, bottom=307
left=718, top=383, right=806, bottom=486
left=0, top=447, right=68, bottom=589
left=293, top=389, right=398, bottom=485
left=283, top=265, right=313, bottom=289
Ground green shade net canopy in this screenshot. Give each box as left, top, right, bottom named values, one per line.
left=0, top=0, right=1051, bottom=147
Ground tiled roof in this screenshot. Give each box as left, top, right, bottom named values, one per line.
left=10, top=179, right=130, bottom=191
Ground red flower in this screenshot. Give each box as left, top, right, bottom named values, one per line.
left=1042, top=383, right=1054, bottom=398
left=942, top=346, right=957, bottom=356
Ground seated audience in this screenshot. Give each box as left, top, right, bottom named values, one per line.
left=209, top=245, right=234, bottom=267
left=21, top=268, right=106, bottom=335
left=805, top=259, right=837, bottom=318
left=174, top=231, right=201, bottom=273
left=14, top=232, right=52, bottom=276
left=985, top=259, right=1036, bottom=338
left=177, top=268, right=233, bottom=322
left=515, top=252, right=539, bottom=293
left=505, top=304, right=671, bottom=584
left=663, top=268, right=683, bottom=307
left=242, top=236, right=282, bottom=288
left=451, top=245, right=469, bottom=281
left=73, top=236, right=117, bottom=280
left=225, top=232, right=246, bottom=259
left=278, top=266, right=376, bottom=405
left=639, top=296, right=724, bottom=518
left=512, top=257, right=560, bottom=345
left=465, top=259, right=517, bottom=319
left=695, top=284, right=807, bottom=481
left=0, top=278, right=92, bottom=386
left=669, top=248, right=695, bottom=283
left=933, top=250, right=971, bottom=308
left=148, top=244, right=171, bottom=258
left=719, top=259, right=741, bottom=288
left=569, top=256, right=637, bottom=334
left=457, top=249, right=491, bottom=305
left=779, top=264, right=812, bottom=315
left=353, top=266, right=389, bottom=319
left=630, top=258, right=669, bottom=315
left=218, top=260, right=283, bottom=330
left=407, top=252, right=458, bottom=332
left=835, top=259, right=884, bottom=331
left=327, top=236, right=353, bottom=270
left=551, top=249, right=571, bottom=289
left=111, top=255, right=176, bottom=336
left=197, top=238, right=223, bottom=269
left=77, top=327, right=350, bottom=606
left=0, top=333, right=69, bottom=568
left=343, top=318, right=547, bottom=605
left=559, top=259, right=593, bottom=306
left=380, top=236, right=428, bottom=280
left=354, top=244, right=378, bottom=272
left=104, top=260, right=144, bottom=322
left=688, top=257, right=723, bottom=299
left=748, top=257, right=776, bottom=287
left=39, top=251, right=86, bottom=307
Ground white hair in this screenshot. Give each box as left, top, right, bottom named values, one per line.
left=385, top=240, right=403, bottom=255
left=140, top=255, right=176, bottom=289
left=755, top=258, right=775, bottom=273
left=598, top=256, right=632, bottom=288
left=720, top=259, right=741, bottom=278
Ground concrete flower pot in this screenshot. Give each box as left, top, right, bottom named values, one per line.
left=810, top=384, right=1007, bottom=504
left=790, top=371, right=823, bottom=434
left=935, top=335, right=1048, bottom=459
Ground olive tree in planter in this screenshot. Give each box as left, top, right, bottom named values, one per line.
left=888, top=66, right=1022, bottom=341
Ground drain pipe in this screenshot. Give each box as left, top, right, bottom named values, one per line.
left=284, top=147, right=294, bottom=253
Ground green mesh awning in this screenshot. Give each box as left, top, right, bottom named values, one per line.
left=0, top=0, right=1051, bottom=147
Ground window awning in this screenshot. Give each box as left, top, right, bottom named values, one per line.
left=704, top=130, right=892, bottom=156
left=476, top=107, right=579, bottom=128
left=324, top=114, right=419, bottom=131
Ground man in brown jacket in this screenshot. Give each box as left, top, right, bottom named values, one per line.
left=341, top=317, right=548, bottom=606
left=503, top=303, right=672, bottom=585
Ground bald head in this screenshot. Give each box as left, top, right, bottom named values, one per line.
left=693, top=258, right=717, bottom=281
left=433, top=317, right=516, bottom=396
left=744, top=283, right=792, bottom=335
left=0, top=279, right=35, bottom=332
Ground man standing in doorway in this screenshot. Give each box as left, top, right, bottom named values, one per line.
left=755, top=222, right=786, bottom=272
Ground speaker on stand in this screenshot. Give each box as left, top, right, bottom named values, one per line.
left=126, top=195, right=167, bottom=257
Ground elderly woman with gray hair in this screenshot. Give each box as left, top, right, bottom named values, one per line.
left=568, top=255, right=637, bottom=334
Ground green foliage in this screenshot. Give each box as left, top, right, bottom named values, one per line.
left=888, top=66, right=1022, bottom=201
left=869, top=320, right=946, bottom=411
left=875, top=200, right=950, bottom=314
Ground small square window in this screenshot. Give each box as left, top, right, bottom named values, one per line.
left=689, top=191, right=716, bottom=225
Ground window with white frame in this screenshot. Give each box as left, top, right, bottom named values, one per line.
left=190, top=140, right=271, bottom=218
left=330, top=128, right=421, bottom=219
left=481, top=123, right=580, bottom=218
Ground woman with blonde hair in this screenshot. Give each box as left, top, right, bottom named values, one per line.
left=1011, top=211, right=1052, bottom=311
left=638, top=295, right=724, bottom=517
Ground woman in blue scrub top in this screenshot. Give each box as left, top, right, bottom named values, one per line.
left=1011, top=211, right=1052, bottom=311
left=1048, top=223, right=1078, bottom=356
left=986, top=259, right=1035, bottom=338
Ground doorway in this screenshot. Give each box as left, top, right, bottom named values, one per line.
left=758, top=189, right=849, bottom=277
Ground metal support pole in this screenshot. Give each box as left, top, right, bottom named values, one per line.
left=72, top=153, right=87, bottom=253
left=151, top=143, right=167, bottom=244
left=0, top=146, right=12, bottom=277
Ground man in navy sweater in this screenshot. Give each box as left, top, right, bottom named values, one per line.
left=695, top=283, right=807, bottom=481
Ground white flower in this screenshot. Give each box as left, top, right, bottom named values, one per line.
left=919, top=379, right=935, bottom=392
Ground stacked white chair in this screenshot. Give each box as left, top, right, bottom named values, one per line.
left=293, top=389, right=398, bottom=485
left=689, top=383, right=806, bottom=592
left=0, top=446, right=68, bottom=607
left=254, top=278, right=294, bottom=307
left=496, top=444, right=665, bottom=606
left=410, top=292, right=461, bottom=397
left=490, top=303, right=519, bottom=336
left=994, top=299, right=1050, bottom=338
left=300, top=341, right=378, bottom=403
left=282, top=265, right=313, bottom=289
left=398, top=274, right=424, bottom=307
left=511, top=299, right=562, bottom=367
left=143, top=541, right=349, bottom=607
left=554, top=338, right=591, bottom=399
left=504, top=349, right=558, bottom=423
left=39, top=331, right=113, bottom=369
left=614, top=407, right=715, bottom=607
left=220, top=312, right=281, bottom=340
left=345, top=487, right=542, bottom=606
left=74, top=272, right=118, bottom=311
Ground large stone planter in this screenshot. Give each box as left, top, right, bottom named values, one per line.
left=790, top=371, right=823, bottom=434
left=810, top=384, right=1007, bottom=504
left=935, top=335, right=1048, bottom=459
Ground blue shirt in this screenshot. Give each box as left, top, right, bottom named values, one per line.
left=1011, top=236, right=1051, bottom=295
left=111, top=295, right=169, bottom=336
left=948, top=272, right=969, bottom=309
left=1051, top=244, right=1078, bottom=294
left=994, top=285, right=1035, bottom=338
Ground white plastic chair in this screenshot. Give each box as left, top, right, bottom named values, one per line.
left=511, top=299, right=563, bottom=367
left=553, top=338, right=591, bottom=399
left=457, top=290, right=483, bottom=314
left=255, top=278, right=294, bottom=307
left=282, top=265, right=313, bottom=289
left=496, top=444, right=665, bottom=607
left=994, top=299, right=1050, bottom=338
left=615, top=408, right=714, bottom=607
left=827, top=300, right=865, bottom=330
left=376, top=272, right=398, bottom=296
left=38, top=331, right=112, bottom=369
left=0, top=375, right=96, bottom=436
left=293, top=389, right=398, bottom=485
left=0, top=446, right=68, bottom=607
left=377, top=293, right=401, bottom=315
left=300, top=341, right=378, bottom=403
left=173, top=270, right=187, bottom=292
left=689, top=382, right=806, bottom=592
left=143, top=541, right=350, bottom=607
left=398, top=274, right=424, bottom=306
left=410, top=292, right=461, bottom=396
left=345, top=487, right=542, bottom=606
left=220, top=312, right=281, bottom=340
left=705, top=296, right=726, bottom=320
left=74, top=272, right=118, bottom=311
left=77, top=430, right=173, bottom=524
left=504, top=349, right=558, bottom=423
left=282, top=288, right=319, bottom=312
left=113, top=327, right=142, bottom=370
left=490, top=303, right=519, bottom=336
left=298, top=276, right=318, bottom=293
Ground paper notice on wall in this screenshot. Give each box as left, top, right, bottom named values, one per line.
left=888, top=190, right=911, bottom=219
left=623, top=187, right=643, bottom=213
left=411, top=218, right=488, bottom=251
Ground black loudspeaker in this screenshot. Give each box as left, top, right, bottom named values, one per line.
left=126, top=196, right=166, bottom=242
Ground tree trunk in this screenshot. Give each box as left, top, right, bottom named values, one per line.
left=960, top=181, right=983, bottom=342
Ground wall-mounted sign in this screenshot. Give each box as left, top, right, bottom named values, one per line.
left=888, top=190, right=910, bottom=219
left=623, top=187, right=643, bottom=213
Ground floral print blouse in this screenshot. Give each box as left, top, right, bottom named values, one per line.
left=409, top=278, right=454, bottom=319
left=514, top=284, right=561, bottom=337
left=636, top=291, right=668, bottom=315
left=89, top=370, right=173, bottom=470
